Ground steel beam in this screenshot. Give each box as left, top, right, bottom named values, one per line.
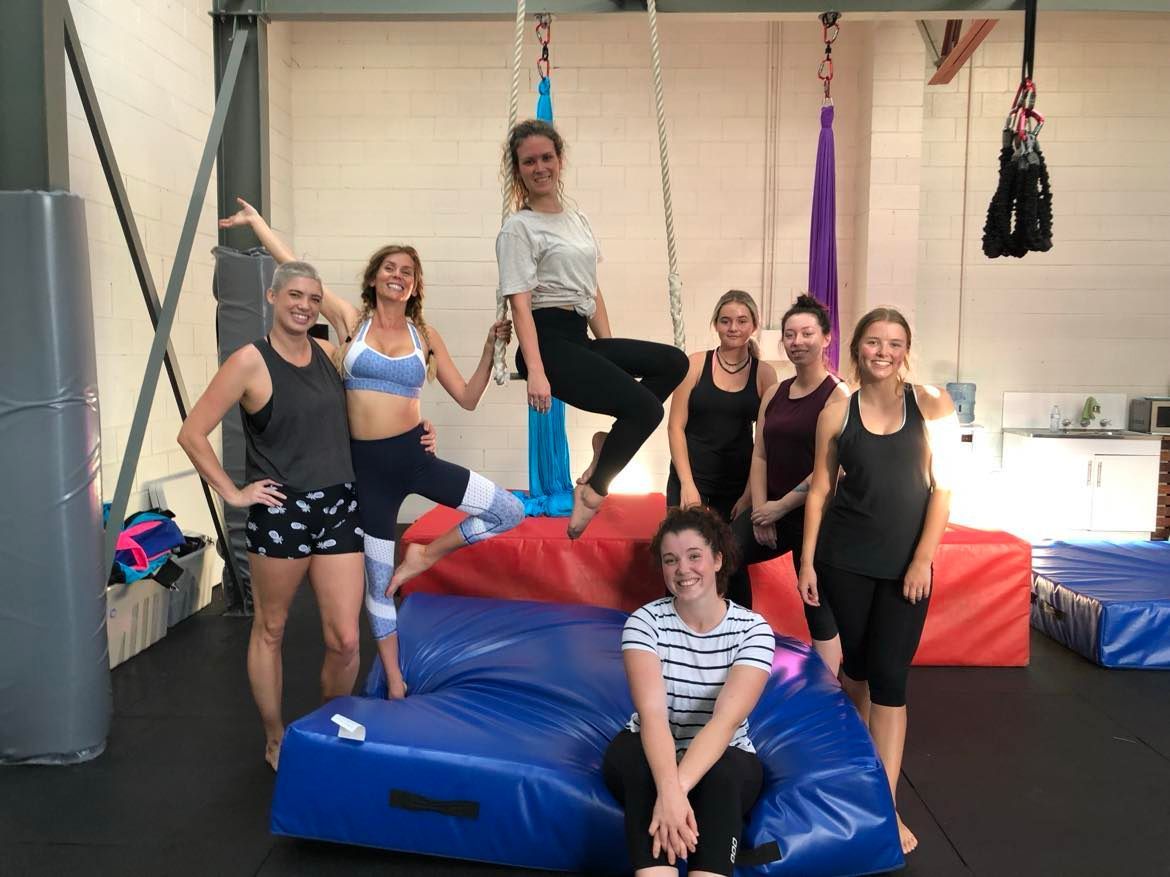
left=64, top=5, right=248, bottom=613
left=213, top=0, right=1170, bottom=18
left=102, top=29, right=250, bottom=590
left=0, top=0, right=69, bottom=191
left=214, top=14, right=270, bottom=251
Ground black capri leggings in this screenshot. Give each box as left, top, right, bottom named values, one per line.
left=603, top=729, right=763, bottom=876
left=664, top=469, right=741, bottom=523
left=725, top=509, right=838, bottom=642
left=815, top=562, right=930, bottom=707
left=517, top=308, right=688, bottom=496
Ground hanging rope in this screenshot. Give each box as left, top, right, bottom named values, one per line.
left=982, top=0, right=1053, bottom=258
left=644, top=0, right=686, bottom=351
left=493, top=0, right=527, bottom=385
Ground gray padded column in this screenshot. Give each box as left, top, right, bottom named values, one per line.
left=211, top=246, right=275, bottom=609
left=0, top=191, right=110, bottom=764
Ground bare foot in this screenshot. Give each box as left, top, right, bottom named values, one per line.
left=388, top=543, right=432, bottom=594
left=567, top=482, right=604, bottom=540
left=265, top=739, right=281, bottom=772
left=576, top=431, right=607, bottom=486
left=897, top=814, right=918, bottom=855
left=387, top=674, right=407, bottom=700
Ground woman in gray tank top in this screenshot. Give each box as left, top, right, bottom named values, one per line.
left=797, top=307, right=959, bottom=856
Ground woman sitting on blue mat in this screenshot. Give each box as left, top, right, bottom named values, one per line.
left=799, top=306, right=957, bottom=855
left=604, top=506, right=774, bottom=876
left=666, top=289, right=778, bottom=523
left=220, top=199, right=524, bottom=700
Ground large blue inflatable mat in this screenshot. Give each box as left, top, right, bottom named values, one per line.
left=271, top=593, right=902, bottom=875
left=1032, top=540, right=1170, bottom=668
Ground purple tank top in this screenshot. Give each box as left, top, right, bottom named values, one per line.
left=763, top=374, right=841, bottom=500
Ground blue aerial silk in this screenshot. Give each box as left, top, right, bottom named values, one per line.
left=514, top=74, right=574, bottom=517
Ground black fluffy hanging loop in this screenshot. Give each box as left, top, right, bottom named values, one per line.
left=982, top=0, right=1053, bottom=259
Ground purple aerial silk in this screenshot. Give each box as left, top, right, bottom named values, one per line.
left=808, top=104, right=841, bottom=371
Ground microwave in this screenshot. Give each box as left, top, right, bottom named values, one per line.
left=1128, top=397, right=1170, bottom=435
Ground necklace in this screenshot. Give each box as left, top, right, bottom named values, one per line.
left=715, top=348, right=750, bottom=374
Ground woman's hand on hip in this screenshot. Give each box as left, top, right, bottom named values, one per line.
left=230, top=479, right=285, bottom=509
left=526, top=372, right=552, bottom=414
left=419, top=419, right=438, bottom=455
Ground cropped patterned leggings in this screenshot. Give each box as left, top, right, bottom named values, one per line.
left=350, top=424, right=525, bottom=639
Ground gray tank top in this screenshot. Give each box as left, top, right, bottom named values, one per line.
left=243, top=337, right=355, bottom=492
left=815, top=385, right=932, bottom=579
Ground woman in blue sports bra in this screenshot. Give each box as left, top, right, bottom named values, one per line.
left=222, top=199, right=524, bottom=699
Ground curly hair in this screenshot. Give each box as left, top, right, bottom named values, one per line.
left=650, top=506, right=741, bottom=598
left=344, top=244, right=436, bottom=382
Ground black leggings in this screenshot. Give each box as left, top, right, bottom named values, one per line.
left=602, top=729, right=763, bottom=876
left=727, top=510, right=838, bottom=641
left=517, top=308, right=688, bottom=495
left=815, top=563, right=930, bottom=707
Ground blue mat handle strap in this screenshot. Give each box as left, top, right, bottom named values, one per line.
left=389, top=789, right=480, bottom=820
left=1030, top=591, right=1066, bottom=620
left=736, top=839, right=782, bottom=866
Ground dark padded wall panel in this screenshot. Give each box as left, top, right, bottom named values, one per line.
left=211, top=246, right=274, bottom=608
left=0, top=191, right=110, bottom=763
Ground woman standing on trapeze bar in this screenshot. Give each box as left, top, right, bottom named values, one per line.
left=221, top=198, right=524, bottom=699
left=666, top=290, right=777, bottom=523
left=497, top=119, right=689, bottom=539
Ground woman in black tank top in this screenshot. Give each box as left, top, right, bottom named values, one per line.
left=666, top=291, right=777, bottom=522
left=178, top=262, right=421, bottom=771
left=798, top=307, right=958, bottom=857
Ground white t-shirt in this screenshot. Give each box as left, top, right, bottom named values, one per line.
left=622, top=597, right=775, bottom=755
left=495, top=207, right=601, bottom=318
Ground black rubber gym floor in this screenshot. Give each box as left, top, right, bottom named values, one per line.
left=4, top=584, right=1170, bottom=877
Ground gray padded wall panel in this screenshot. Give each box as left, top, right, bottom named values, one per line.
left=211, top=246, right=274, bottom=609
left=0, top=191, right=110, bottom=763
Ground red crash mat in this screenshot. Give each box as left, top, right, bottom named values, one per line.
left=400, top=494, right=1031, bottom=666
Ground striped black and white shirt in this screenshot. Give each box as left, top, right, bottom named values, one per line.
left=622, top=597, right=775, bottom=755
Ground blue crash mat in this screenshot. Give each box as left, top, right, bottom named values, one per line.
left=271, top=594, right=902, bottom=875
left=1032, top=540, right=1170, bottom=668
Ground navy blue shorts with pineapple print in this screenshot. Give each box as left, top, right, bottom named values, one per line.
left=245, top=481, right=363, bottom=559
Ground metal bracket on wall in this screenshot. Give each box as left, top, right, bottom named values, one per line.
left=63, top=4, right=248, bottom=613
left=92, top=22, right=252, bottom=611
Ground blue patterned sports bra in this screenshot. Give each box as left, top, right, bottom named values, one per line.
left=342, top=319, right=427, bottom=398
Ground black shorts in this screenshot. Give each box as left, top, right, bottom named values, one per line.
left=246, top=481, right=363, bottom=559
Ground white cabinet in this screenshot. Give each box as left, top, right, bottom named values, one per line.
left=1089, top=454, right=1161, bottom=531
left=1001, top=433, right=1160, bottom=539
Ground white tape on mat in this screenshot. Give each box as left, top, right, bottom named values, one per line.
left=330, top=713, right=366, bottom=742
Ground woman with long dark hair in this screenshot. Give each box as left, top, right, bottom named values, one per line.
left=725, top=294, right=848, bottom=673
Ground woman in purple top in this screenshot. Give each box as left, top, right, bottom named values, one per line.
left=726, top=295, right=848, bottom=674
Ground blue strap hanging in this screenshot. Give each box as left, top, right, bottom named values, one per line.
left=518, top=13, right=574, bottom=517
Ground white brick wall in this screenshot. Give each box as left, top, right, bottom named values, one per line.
left=286, top=17, right=864, bottom=518
left=73, top=9, right=1170, bottom=525
left=914, top=13, right=1170, bottom=454
left=67, top=0, right=219, bottom=515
